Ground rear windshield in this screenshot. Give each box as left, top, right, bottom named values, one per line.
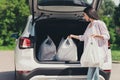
left=38, top=0, right=93, bottom=6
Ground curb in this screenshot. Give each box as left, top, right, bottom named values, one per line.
left=112, top=61, right=120, bottom=64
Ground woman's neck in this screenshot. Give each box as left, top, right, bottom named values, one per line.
left=90, top=19, right=95, bottom=22
left=89, top=19, right=96, bottom=28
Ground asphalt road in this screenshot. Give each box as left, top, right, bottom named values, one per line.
left=110, top=63, right=120, bottom=80
left=0, top=51, right=15, bottom=80
left=0, top=51, right=120, bottom=80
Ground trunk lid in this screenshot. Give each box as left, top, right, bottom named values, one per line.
left=29, top=0, right=102, bottom=23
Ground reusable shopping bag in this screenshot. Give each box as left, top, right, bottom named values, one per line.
left=80, top=37, right=104, bottom=67
left=38, top=36, right=56, bottom=60
left=101, top=49, right=112, bottom=69
left=56, top=38, right=77, bottom=61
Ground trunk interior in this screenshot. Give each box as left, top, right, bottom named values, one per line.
left=35, top=18, right=88, bottom=62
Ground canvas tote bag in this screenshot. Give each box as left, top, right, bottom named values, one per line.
left=56, top=38, right=77, bottom=61
left=80, top=37, right=104, bottom=67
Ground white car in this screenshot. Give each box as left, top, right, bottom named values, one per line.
left=12, top=0, right=112, bottom=80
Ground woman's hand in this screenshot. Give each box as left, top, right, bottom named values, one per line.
left=91, top=34, right=104, bottom=39
left=68, top=34, right=80, bottom=40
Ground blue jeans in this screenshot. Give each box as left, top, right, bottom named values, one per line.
left=87, top=67, right=99, bottom=80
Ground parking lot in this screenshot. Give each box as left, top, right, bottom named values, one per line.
left=0, top=51, right=120, bottom=80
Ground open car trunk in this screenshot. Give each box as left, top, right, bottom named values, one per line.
left=29, top=0, right=102, bottom=62
left=35, top=18, right=89, bottom=62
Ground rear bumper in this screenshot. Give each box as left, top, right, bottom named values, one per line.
left=16, top=67, right=111, bottom=80
left=16, top=67, right=88, bottom=80
left=30, top=75, right=86, bottom=80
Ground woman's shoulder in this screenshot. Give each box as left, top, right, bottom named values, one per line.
left=94, top=20, right=105, bottom=25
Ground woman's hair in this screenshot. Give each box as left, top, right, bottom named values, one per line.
left=83, top=6, right=99, bottom=20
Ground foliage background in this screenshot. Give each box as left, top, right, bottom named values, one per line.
left=0, top=0, right=30, bottom=49
left=0, top=0, right=120, bottom=51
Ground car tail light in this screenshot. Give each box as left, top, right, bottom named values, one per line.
left=108, top=40, right=111, bottom=49
left=19, top=37, right=32, bottom=49
left=104, top=70, right=111, bottom=73
left=17, top=71, right=31, bottom=74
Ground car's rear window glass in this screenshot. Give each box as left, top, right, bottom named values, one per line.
left=38, top=0, right=93, bottom=6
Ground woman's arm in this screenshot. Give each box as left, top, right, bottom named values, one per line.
left=69, top=34, right=85, bottom=41
left=92, top=21, right=110, bottom=40
left=91, top=34, right=104, bottom=39
left=69, top=34, right=80, bottom=40
left=99, top=21, right=110, bottom=40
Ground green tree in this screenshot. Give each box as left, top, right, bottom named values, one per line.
left=99, top=0, right=115, bottom=16
left=113, top=4, right=120, bottom=47
left=0, top=0, right=30, bottom=47
left=114, top=4, right=120, bottom=27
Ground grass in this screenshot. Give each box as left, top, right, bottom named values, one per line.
left=111, top=45, right=120, bottom=61
left=0, top=46, right=15, bottom=50
left=112, top=49, right=120, bottom=61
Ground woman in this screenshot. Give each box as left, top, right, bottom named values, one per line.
left=69, top=6, right=110, bottom=80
